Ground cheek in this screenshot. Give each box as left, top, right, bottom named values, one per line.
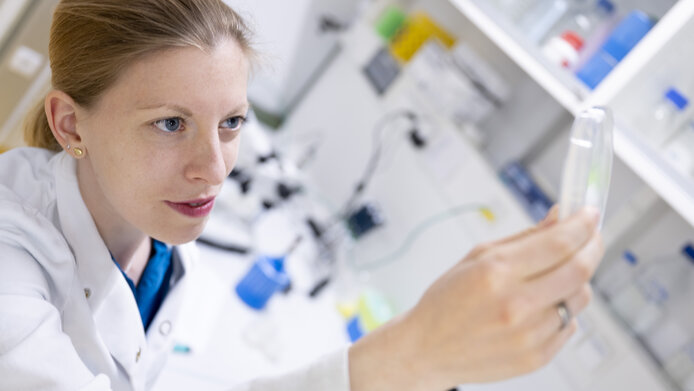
left=81, top=117, right=140, bottom=175
left=119, top=141, right=164, bottom=185
left=97, top=139, right=178, bottom=204
left=224, top=136, right=242, bottom=174
left=139, top=149, right=185, bottom=191
left=81, top=125, right=143, bottom=190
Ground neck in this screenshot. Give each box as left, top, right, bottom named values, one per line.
left=76, top=159, right=151, bottom=284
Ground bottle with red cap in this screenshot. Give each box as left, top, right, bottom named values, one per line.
left=544, top=0, right=616, bottom=44
left=541, top=30, right=584, bottom=69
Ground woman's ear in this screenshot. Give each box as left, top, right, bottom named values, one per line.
left=45, top=90, right=84, bottom=156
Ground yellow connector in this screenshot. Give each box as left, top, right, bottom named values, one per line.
left=479, top=207, right=496, bottom=222
left=389, top=11, right=456, bottom=63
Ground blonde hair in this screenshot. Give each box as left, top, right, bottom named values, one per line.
left=25, top=0, right=254, bottom=151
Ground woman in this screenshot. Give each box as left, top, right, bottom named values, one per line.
left=0, top=0, right=604, bottom=390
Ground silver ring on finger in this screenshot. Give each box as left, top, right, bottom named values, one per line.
left=556, top=301, right=571, bottom=331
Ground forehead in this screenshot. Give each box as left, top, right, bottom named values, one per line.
left=101, top=38, right=249, bottom=112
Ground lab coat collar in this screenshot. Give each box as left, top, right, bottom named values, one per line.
left=53, top=152, right=147, bottom=378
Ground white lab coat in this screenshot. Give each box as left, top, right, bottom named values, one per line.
left=0, top=148, right=350, bottom=391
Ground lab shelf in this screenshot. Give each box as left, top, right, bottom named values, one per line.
left=582, top=0, right=694, bottom=107
left=560, top=295, right=678, bottom=391
left=447, top=0, right=589, bottom=115
left=448, top=0, right=694, bottom=112
left=614, top=124, right=694, bottom=228
left=448, top=0, right=694, bottom=229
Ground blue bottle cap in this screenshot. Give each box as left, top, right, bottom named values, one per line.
left=682, top=244, right=694, bottom=263
left=346, top=315, right=365, bottom=342
left=598, top=0, right=615, bottom=14
left=665, top=88, right=689, bottom=110
left=235, top=255, right=290, bottom=310
left=623, top=251, right=637, bottom=265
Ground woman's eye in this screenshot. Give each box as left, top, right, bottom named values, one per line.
left=221, top=116, right=246, bottom=131
left=154, top=117, right=183, bottom=132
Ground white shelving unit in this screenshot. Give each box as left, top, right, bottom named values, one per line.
left=614, top=126, right=694, bottom=228
left=448, top=0, right=694, bottom=228
left=434, top=1, right=694, bottom=391
left=447, top=0, right=590, bottom=114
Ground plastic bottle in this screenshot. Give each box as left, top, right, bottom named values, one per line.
left=610, top=244, right=694, bottom=335
left=594, top=250, right=639, bottom=299
left=643, top=315, right=691, bottom=364
left=234, top=237, right=301, bottom=362
left=641, top=248, right=694, bottom=363
left=332, top=260, right=395, bottom=343
left=235, top=254, right=291, bottom=310
left=518, top=0, right=573, bottom=43
left=663, top=120, right=694, bottom=177
left=544, top=0, right=615, bottom=43
left=576, top=10, right=654, bottom=89
left=333, top=263, right=370, bottom=342
left=542, top=30, right=584, bottom=68
left=234, top=253, right=290, bottom=362
left=641, top=88, right=690, bottom=147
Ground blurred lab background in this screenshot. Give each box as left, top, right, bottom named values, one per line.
left=2, top=0, right=694, bottom=390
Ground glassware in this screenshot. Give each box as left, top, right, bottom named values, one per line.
left=558, top=106, right=614, bottom=229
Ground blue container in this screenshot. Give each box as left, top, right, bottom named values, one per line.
left=499, top=162, right=553, bottom=222
left=665, top=88, right=690, bottom=111
left=683, top=244, right=694, bottom=263
left=577, top=10, right=655, bottom=89
left=346, top=315, right=365, bottom=342
left=235, top=255, right=290, bottom=310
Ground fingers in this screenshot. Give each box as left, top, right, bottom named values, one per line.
left=503, top=308, right=580, bottom=377
left=405, top=206, right=600, bottom=387
left=465, top=230, right=600, bottom=338
left=478, top=284, right=590, bottom=359
left=468, top=206, right=560, bottom=259
left=487, top=207, right=599, bottom=279
left=538, top=205, right=559, bottom=228
left=523, top=232, right=604, bottom=311
left=519, top=284, right=592, bottom=347
left=522, top=317, right=578, bottom=372
left=470, top=315, right=579, bottom=382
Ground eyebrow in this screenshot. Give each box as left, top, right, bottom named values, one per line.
left=136, top=102, right=250, bottom=118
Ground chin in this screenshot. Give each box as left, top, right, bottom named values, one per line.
left=154, top=220, right=208, bottom=245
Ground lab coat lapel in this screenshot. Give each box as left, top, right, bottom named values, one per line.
left=142, top=244, right=195, bottom=383
left=53, top=152, right=147, bottom=379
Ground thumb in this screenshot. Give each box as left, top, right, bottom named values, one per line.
left=538, top=205, right=559, bottom=228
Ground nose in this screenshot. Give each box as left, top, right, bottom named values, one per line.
left=184, top=128, right=228, bottom=186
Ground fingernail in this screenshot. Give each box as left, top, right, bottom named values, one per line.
left=585, top=207, right=600, bottom=225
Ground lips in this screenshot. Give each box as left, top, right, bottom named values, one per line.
left=165, top=196, right=215, bottom=218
